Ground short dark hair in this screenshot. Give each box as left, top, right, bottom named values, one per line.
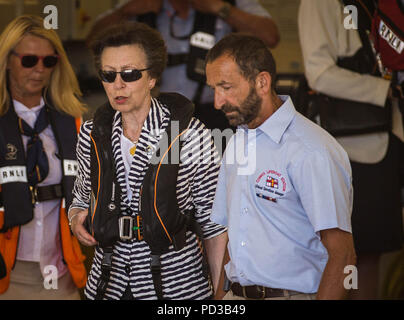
left=89, top=22, right=167, bottom=80
left=206, top=33, right=277, bottom=90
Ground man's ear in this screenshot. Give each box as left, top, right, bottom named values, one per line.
left=255, top=71, right=271, bottom=95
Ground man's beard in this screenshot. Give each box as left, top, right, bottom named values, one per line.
left=221, top=86, right=262, bottom=127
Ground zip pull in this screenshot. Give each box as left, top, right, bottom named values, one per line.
left=111, top=182, right=116, bottom=202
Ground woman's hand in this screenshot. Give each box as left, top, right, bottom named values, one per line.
left=70, top=208, right=98, bottom=247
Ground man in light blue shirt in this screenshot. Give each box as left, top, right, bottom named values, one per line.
left=206, top=34, right=357, bottom=300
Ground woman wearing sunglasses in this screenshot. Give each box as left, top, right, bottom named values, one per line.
left=68, top=22, right=227, bottom=300
left=0, top=15, right=87, bottom=299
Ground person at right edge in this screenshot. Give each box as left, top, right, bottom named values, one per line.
left=299, top=0, right=404, bottom=299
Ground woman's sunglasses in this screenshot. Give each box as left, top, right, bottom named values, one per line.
left=11, top=51, right=59, bottom=68
left=98, top=68, right=150, bottom=83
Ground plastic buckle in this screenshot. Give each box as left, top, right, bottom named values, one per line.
left=136, top=215, right=143, bottom=241
left=119, top=216, right=134, bottom=240
left=101, top=250, right=113, bottom=269
left=150, top=254, right=161, bottom=273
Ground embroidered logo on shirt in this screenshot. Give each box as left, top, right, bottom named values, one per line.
left=255, top=169, right=287, bottom=201
left=266, top=176, right=279, bottom=189
left=256, top=192, right=277, bottom=203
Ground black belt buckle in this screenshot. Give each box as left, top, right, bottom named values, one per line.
left=29, top=184, right=63, bottom=204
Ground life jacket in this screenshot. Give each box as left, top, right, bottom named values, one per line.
left=306, top=0, right=392, bottom=137
left=371, top=0, right=404, bottom=72
left=88, top=92, right=206, bottom=299
left=0, top=99, right=87, bottom=294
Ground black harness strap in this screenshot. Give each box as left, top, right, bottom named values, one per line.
left=95, top=247, right=113, bottom=300
left=150, top=254, right=164, bottom=300
left=149, top=208, right=210, bottom=300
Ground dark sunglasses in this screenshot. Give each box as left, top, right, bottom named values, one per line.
left=11, top=51, right=59, bottom=68
left=99, top=68, right=150, bottom=83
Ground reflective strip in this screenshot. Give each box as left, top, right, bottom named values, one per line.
left=190, top=32, right=215, bottom=50
left=63, top=160, right=78, bottom=176
left=0, top=166, right=27, bottom=184
left=379, top=20, right=404, bottom=54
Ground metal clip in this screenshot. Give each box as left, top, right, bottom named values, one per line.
left=29, top=185, right=38, bottom=204
left=242, top=286, right=247, bottom=298
left=119, top=216, right=134, bottom=240
left=258, top=286, right=266, bottom=299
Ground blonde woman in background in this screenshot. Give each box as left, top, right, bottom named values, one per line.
left=0, top=15, right=87, bottom=300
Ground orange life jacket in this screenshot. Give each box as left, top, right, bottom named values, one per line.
left=0, top=101, right=86, bottom=293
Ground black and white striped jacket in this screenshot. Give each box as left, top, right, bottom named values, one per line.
left=71, top=97, right=226, bottom=300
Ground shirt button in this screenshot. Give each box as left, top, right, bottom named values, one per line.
left=241, top=241, right=246, bottom=247
left=243, top=208, right=248, bottom=214
left=37, top=221, right=42, bottom=227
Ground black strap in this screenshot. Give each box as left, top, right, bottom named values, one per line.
left=0, top=184, right=63, bottom=207
left=34, top=184, right=63, bottom=202
left=95, top=247, right=113, bottom=300
left=150, top=254, right=164, bottom=300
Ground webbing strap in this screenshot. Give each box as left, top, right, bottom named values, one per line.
left=95, top=247, right=113, bottom=300
left=150, top=254, right=164, bottom=300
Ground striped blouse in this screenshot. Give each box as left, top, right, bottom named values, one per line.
left=71, top=97, right=226, bottom=300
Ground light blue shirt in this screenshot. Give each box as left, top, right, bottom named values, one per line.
left=211, top=95, right=353, bottom=293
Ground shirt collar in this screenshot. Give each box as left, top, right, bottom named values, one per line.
left=246, top=95, right=296, bottom=144
left=13, top=97, right=45, bottom=115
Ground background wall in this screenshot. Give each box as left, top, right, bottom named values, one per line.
left=261, top=0, right=303, bottom=73
left=0, top=0, right=303, bottom=74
